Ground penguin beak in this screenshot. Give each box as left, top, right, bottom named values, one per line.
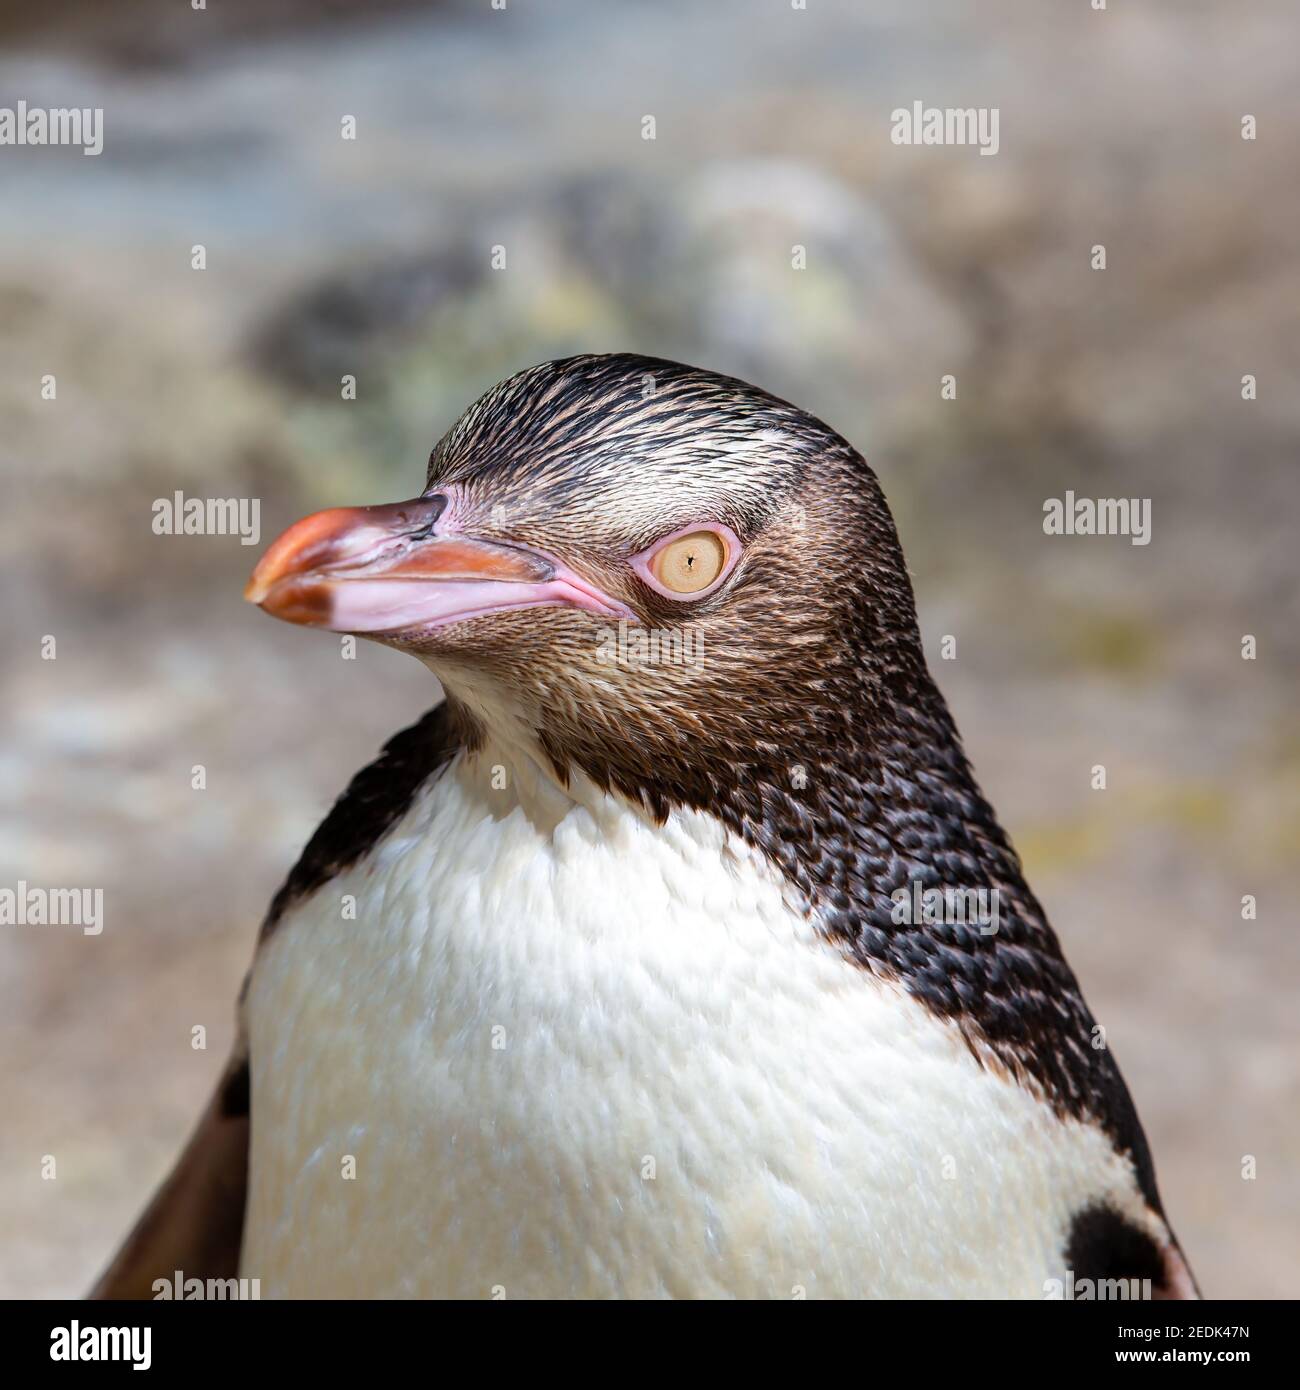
left=245, top=494, right=631, bottom=634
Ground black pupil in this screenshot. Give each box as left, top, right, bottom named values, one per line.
left=686, top=553, right=695, bottom=568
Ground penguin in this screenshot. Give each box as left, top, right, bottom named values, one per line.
left=93, top=353, right=1198, bottom=1299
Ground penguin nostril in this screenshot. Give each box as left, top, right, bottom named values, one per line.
left=406, top=493, right=448, bottom=540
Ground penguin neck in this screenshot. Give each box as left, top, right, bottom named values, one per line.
left=437, top=647, right=1031, bottom=928
left=432, top=668, right=683, bottom=844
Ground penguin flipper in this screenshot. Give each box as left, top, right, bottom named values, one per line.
left=1065, top=1202, right=1201, bottom=1299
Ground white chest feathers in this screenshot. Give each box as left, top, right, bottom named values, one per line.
left=242, top=741, right=1156, bottom=1298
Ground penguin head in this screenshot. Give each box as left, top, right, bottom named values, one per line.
left=246, top=354, right=928, bottom=805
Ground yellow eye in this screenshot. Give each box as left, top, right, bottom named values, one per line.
left=650, top=530, right=727, bottom=594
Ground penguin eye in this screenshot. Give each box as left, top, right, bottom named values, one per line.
left=653, top=532, right=725, bottom=593
left=631, top=523, right=740, bottom=601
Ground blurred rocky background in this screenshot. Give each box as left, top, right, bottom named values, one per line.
left=1, top=0, right=1296, bottom=1297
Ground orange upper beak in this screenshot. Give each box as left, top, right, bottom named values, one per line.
left=245, top=494, right=632, bottom=634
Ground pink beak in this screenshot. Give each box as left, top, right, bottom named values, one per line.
left=245, top=495, right=631, bottom=634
